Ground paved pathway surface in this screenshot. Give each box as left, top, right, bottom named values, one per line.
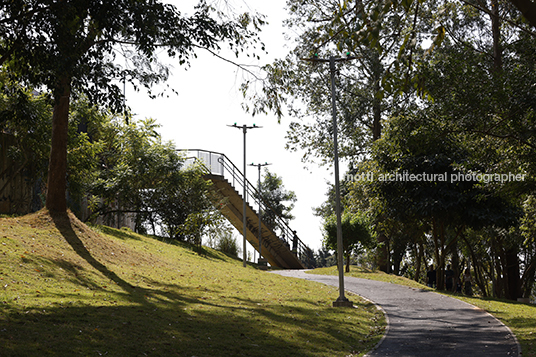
left=272, top=270, right=519, bottom=357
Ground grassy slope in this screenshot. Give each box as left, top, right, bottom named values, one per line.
left=311, top=266, right=536, bottom=357
left=0, top=211, right=384, bottom=357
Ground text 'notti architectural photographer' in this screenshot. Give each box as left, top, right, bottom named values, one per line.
left=345, top=171, right=528, bottom=184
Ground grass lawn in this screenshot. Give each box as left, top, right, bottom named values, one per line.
left=310, top=265, right=536, bottom=357
left=0, top=211, right=385, bottom=356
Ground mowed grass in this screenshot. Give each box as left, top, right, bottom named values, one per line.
left=311, top=265, right=536, bottom=357
left=0, top=211, right=385, bottom=357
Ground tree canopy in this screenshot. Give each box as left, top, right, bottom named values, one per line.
left=246, top=0, right=536, bottom=300
left=258, top=169, right=297, bottom=232
left=1, top=0, right=264, bottom=212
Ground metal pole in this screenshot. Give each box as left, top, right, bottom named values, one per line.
left=257, top=164, right=262, bottom=257
left=242, top=125, right=247, bottom=268
left=228, top=123, right=262, bottom=268
left=330, top=56, right=351, bottom=307
left=249, top=162, right=271, bottom=261
left=300, top=53, right=358, bottom=306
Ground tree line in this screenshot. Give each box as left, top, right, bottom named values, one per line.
left=0, top=84, right=227, bottom=244
left=243, top=0, right=536, bottom=301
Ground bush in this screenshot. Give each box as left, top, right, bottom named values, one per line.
left=216, top=231, right=240, bottom=257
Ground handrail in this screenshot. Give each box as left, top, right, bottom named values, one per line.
left=181, top=149, right=313, bottom=267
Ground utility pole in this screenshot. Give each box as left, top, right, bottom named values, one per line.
left=228, top=123, right=262, bottom=267
left=301, top=53, right=359, bottom=307
left=249, top=162, right=271, bottom=269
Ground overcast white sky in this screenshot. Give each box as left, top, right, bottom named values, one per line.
left=125, top=0, right=337, bottom=254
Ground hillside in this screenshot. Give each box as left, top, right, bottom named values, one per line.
left=0, top=210, right=385, bottom=356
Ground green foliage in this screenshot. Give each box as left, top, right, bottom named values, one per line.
left=215, top=230, right=241, bottom=257
left=83, top=116, right=214, bottom=242
left=1, top=0, right=265, bottom=212
left=259, top=169, right=297, bottom=230
left=1, top=0, right=263, bottom=109
left=323, top=211, right=374, bottom=252
left=372, top=113, right=520, bottom=230
left=0, top=76, right=51, bottom=212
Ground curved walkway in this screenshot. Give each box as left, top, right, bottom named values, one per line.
left=272, top=270, right=519, bottom=357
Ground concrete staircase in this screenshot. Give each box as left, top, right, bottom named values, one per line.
left=205, top=174, right=307, bottom=269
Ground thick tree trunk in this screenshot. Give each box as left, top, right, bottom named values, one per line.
left=417, top=240, right=425, bottom=282
left=491, top=237, right=504, bottom=298
left=377, top=232, right=389, bottom=272
left=435, top=220, right=446, bottom=290
left=505, top=247, right=521, bottom=300
left=46, top=77, right=71, bottom=213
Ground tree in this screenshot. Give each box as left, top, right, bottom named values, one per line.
left=0, top=75, right=51, bottom=212
left=1, top=0, right=263, bottom=213
left=83, top=116, right=215, bottom=242
left=242, top=0, right=432, bottom=165
left=407, top=5, right=536, bottom=296
left=372, top=113, right=521, bottom=290
left=323, top=211, right=373, bottom=272
left=258, top=169, right=297, bottom=232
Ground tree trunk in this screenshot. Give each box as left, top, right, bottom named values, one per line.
left=431, top=217, right=443, bottom=289
left=505, top=247, right=521, bottom=300
left=413, top=242, right=421, bottom=282
left=377, top=232, right=389, bottom=272
left=436, top=220, right=446, bottom=290
left=451, top=239, right=460, bottom=291
left=490, top=0, right=503, bottom=72
left=417, top=240, right=425, bottom=282
left=474, top=258, right=489, bottom=297
left=521, top=255, right=535, bottom=298
left=45, top=77, right=71, bottom=213
left=491, top=237, right=504, bottom=298
left=370, top=50, right=388, bottom=272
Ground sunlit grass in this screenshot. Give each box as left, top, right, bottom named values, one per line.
left=0, top=210, right=385, bottom=356
left=310, top=265, right=536, bottom=356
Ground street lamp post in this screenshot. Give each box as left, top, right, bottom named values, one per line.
left=249, top=162, right=271, bottom=268
left=228, top=123, right=262, bottom=267
left=302, top=53, right=358, bottom=307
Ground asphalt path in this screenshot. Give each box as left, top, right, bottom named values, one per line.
left=272, top=270, right=519, bottom=357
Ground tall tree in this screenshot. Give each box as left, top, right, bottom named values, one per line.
left=372, top=113, right=521, bottom=290
left=242, top=0, right=431, bottom=164
left=1, top=0, right=263, bottom=213
left=323, top=211, right=373, bottom=272
left=258, top=169, right=297, bottom=232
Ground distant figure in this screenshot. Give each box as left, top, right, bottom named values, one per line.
left=427, top=265, right=437, bottom=288
left=445, top=264, right=455, bottom=292
left=455, top=280, right=462, bottom=294
left=463, top=269, right=473, bottom=295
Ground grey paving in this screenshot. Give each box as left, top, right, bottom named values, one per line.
left=271, top=270, right=519, bottom=357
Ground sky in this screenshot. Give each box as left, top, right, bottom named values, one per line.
left=124, top=0, right=336, bottom=254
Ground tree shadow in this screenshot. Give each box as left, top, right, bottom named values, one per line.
left=50, top=212, right=151, bottom=306
left=93, top=225, right=142, bottom=241
left=0, top=290, right=382, bottom=357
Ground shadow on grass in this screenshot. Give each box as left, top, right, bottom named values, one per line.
left=94, top=225, right=142, bottom=241
left=94, top=223, right=263, bottom=267
left=50, top=212, right=157, bottom=307
left=0, top=214, right=381, bottom=356
left=0, top=290, right=380, bottom=357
